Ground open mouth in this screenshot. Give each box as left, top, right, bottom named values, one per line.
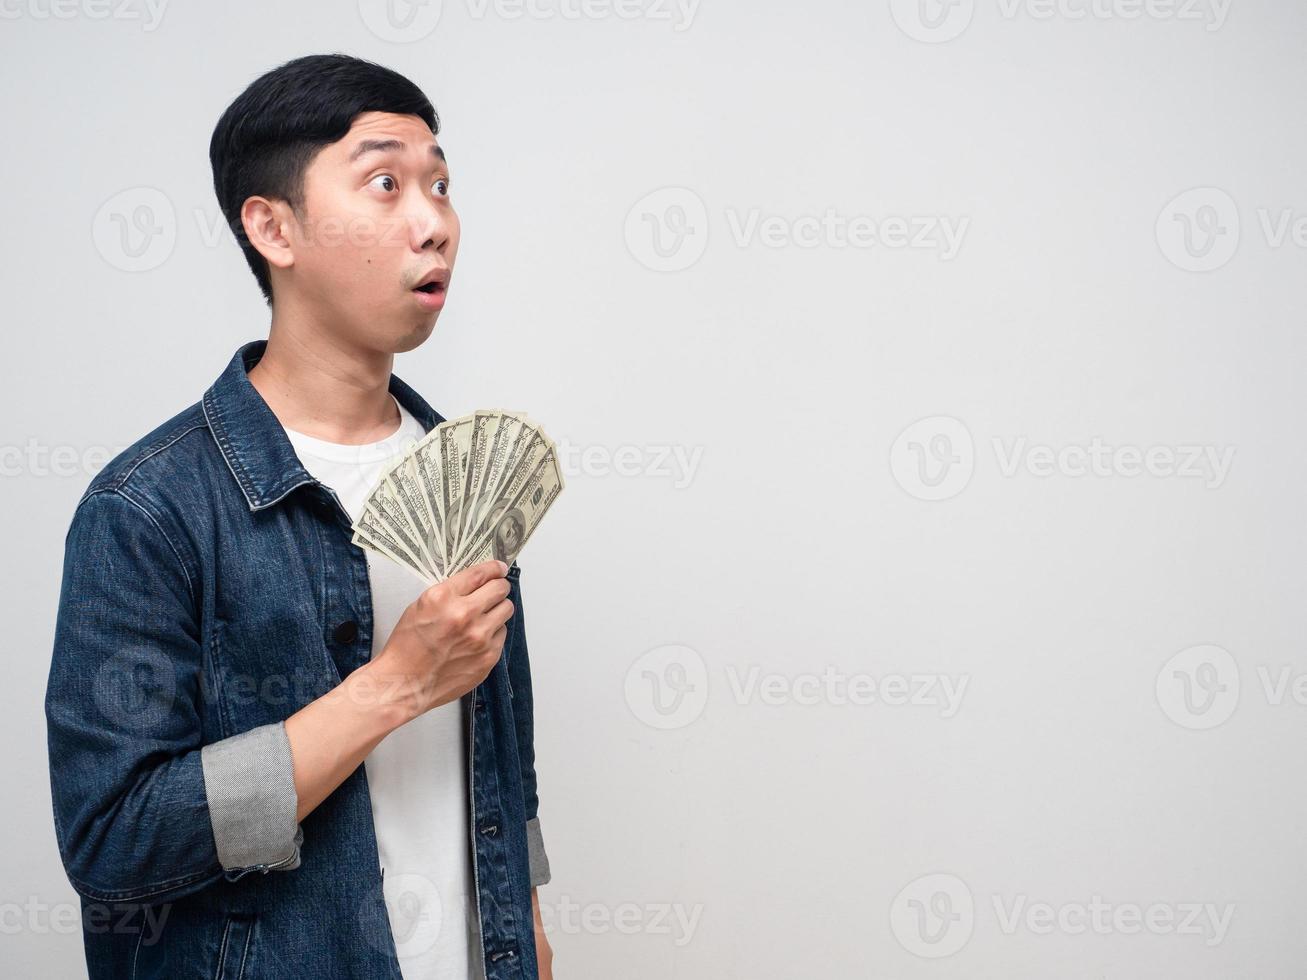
left=414, top=282, right=444, bottom=294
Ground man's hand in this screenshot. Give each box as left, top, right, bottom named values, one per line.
left=285, top=559, right=512, bottom=822
left=369, top=558, right=515, bottom=721
left=532, top=886, right=554, bottom=979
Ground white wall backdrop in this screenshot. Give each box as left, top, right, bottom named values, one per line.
left=4, top=1, right=1305, bottom=976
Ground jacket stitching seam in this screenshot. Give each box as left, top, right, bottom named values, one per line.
left=236, top=917, right=253, bottom=979
left=66, top=865, right=216, bottom=902
left=214, top=916, right=232, bottom=980
left=80, top=488, right=199, bottom=607
left=79, top=418, right=208, bottom=507
left=109, top=488, right=198, bottom=606
left=202, top=388, right=261, bottom=510
left=117, top=420, right=208, bottom=488
left=131, top=923, right=144, bottom=980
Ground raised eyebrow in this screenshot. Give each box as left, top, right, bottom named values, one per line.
left=350, top=139, right=448, bottom=168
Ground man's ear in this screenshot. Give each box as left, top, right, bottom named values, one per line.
left=241, top=196, right=296, bottom=273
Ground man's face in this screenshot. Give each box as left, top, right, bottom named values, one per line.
left=285, top=110, right=459, bottom=352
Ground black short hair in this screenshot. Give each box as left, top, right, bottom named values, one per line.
left=209, top=53, right=440, bottom=306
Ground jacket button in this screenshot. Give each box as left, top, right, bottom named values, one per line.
left=332, top=620, right=358, bottom=644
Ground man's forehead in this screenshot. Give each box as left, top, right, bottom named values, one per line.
left=346, top=138, right=445, bottom=165
left=335, top=112, right=442, bottom=162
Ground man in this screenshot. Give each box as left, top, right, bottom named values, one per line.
left=44, top=53, right=555, bottom=979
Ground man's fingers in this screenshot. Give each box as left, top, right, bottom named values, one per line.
left=485, top=597, right=515, bottom=631
left=448, top=558, right=508, bottom=596
left=469, top=576, right=512, bottom=613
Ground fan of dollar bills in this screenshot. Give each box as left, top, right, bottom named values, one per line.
left=350, top=409, right=563, bottom=584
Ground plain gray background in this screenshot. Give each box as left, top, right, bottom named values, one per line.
left=4, top=0, right=1305, bottom=976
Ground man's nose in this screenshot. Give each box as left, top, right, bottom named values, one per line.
left=406, top=193, right=451, bottom=251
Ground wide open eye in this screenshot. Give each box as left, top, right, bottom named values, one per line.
left=368, top=174, right=398, bottom=193
left=433, top=177, right=450, bottom=198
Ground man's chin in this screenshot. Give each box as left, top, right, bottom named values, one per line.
left=390, top=316, right=439, bottom=353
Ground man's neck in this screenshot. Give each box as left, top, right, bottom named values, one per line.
left=246, top=325, right=401, bottom=445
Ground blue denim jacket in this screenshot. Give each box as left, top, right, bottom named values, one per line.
left=44, top=339, right=550, bottom=979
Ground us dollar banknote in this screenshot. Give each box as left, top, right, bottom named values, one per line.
left=352, top=409, right=564, bottom=583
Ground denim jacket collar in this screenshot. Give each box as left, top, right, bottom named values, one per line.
left=201, top=338, right=443, bottom=512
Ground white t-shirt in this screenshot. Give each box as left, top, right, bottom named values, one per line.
left=283, top=395, right=482, bottom=980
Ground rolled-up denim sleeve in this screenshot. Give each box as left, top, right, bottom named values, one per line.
left=201, top=721, right=303, bottom=872
left=45, top=488, right=302, bottom=905
left=506, top=562, right=551, bottom=887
